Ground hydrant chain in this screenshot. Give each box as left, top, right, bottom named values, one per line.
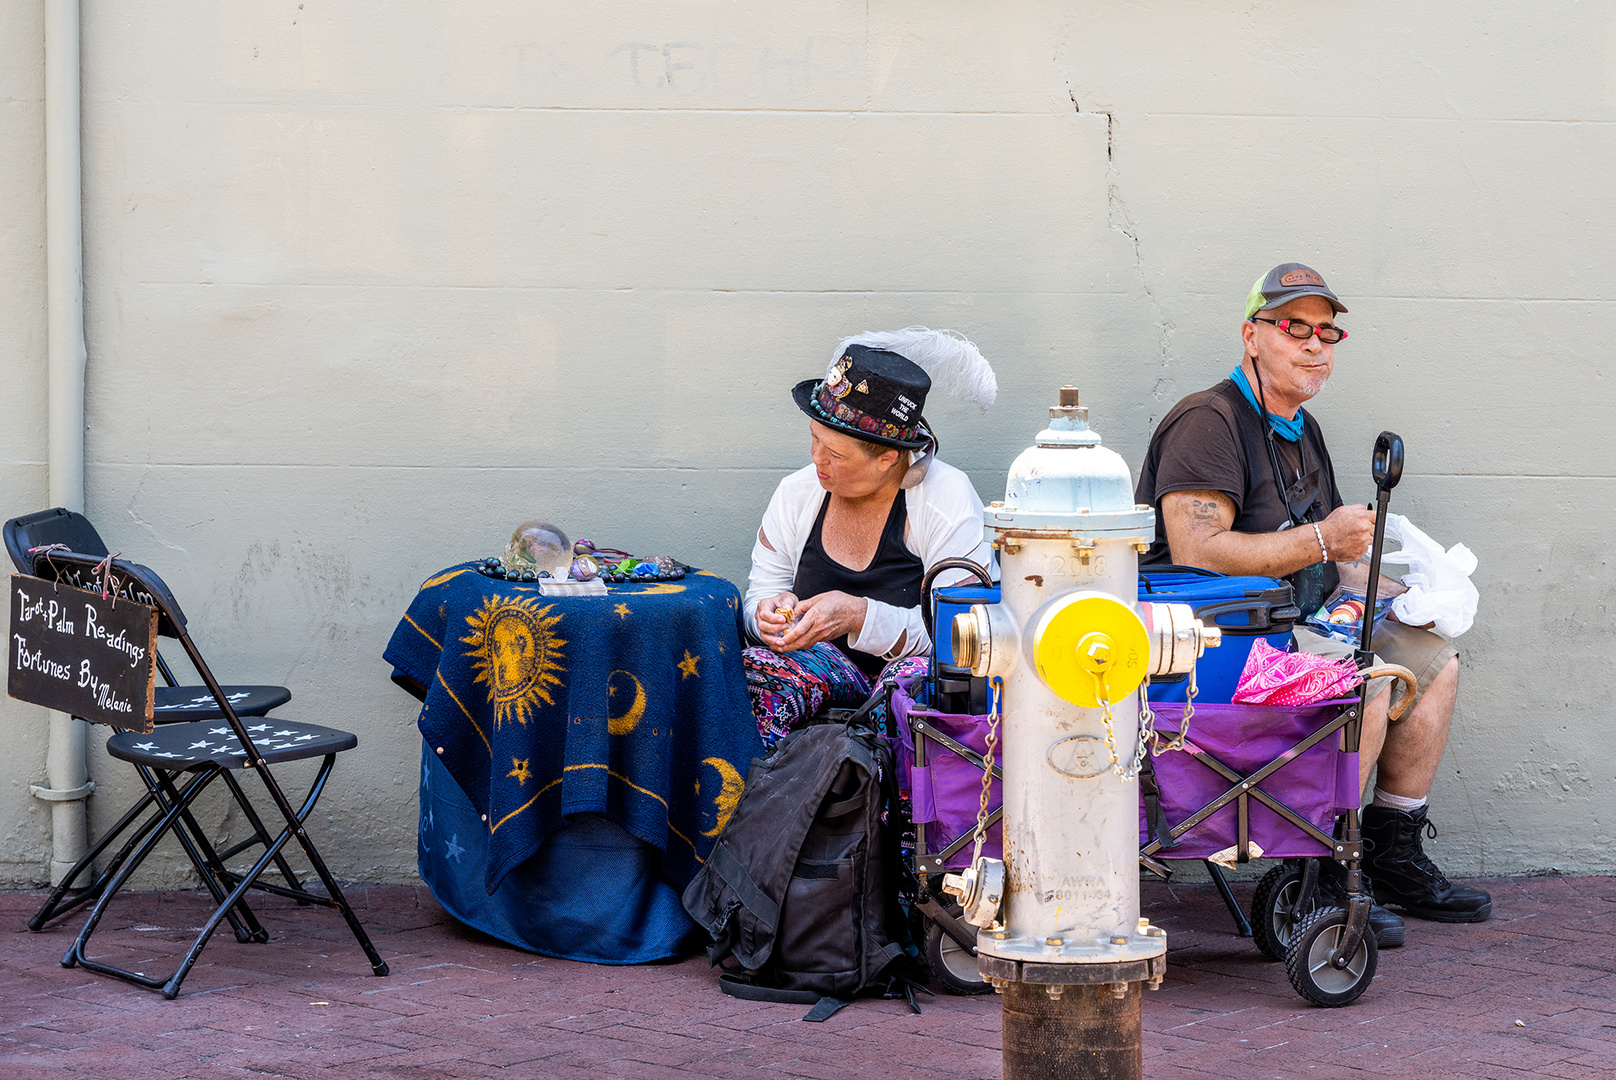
left=971, top=677, right=1004, bottom=866
left=1092, top=670, right=1144, bottom=782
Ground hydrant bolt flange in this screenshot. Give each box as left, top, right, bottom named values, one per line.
left=978, top=953, right=1167, bottom=987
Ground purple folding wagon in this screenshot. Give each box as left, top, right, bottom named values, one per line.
left=1138, top=693, right=1388, bottom=1006
left=886, top=672, right=1002, bottom=995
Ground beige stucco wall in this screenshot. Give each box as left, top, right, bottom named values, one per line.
left=0, top=0, right=54, bottom=884
left=2, top=1, right=1611, bottom=887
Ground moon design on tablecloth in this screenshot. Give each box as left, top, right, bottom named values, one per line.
left=461, top=596, right=567, bottom=730
left=606, top=670, right=648, bottom=736
left=700, top=756, right=745, bottom=837
left=624, top=582, right=686, bottom=595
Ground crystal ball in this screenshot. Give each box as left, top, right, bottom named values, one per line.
left=503, top=521, right=570, bottom=577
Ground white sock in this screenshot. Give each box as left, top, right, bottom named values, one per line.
left=1372, top=787, right=1427, bottom=813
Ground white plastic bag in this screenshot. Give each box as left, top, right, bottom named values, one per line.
left=1379, top=514, right=1478, bottom=638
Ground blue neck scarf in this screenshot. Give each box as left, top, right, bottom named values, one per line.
left=1231, top=365, right=1304, bottom=442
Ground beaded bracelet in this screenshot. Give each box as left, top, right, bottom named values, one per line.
left=1311, top=522, right=1329, bottom=564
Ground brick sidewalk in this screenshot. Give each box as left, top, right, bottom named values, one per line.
left=0, top=875, right=1610, bottom=1079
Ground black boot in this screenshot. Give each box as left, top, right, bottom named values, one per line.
left=1361, top=804, right=1492, bottom=923
left=1315, top=858, right=1406, bottom=948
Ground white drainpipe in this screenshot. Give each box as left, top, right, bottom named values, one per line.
left=34, top=0, right=92, bottom=884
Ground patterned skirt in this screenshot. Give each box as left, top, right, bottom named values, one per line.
left=743, top=642, right=928, bottom=749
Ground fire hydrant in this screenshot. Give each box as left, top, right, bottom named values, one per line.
left=945, top=387, right=1219, bottom=1080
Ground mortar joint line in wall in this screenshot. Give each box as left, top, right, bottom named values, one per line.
left=1073, top=92, right=1175, bottom=398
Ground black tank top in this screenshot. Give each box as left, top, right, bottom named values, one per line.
left=794, top=492, right=925, bottom=679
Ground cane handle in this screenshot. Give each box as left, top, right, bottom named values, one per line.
left=1361, top=663, right=1418, bottom=723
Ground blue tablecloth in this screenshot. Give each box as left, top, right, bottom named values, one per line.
left=417, top=740, right=699, bottom=963
left=385, top=563, right=762, bottom=898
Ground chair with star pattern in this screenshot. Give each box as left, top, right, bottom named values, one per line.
left=22, top=548, right=388, bottom=997
left=5, top=509, right=306, bottom=930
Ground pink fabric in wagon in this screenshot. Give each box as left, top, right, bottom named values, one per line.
left=1233, top=637, right=1362, bottom=706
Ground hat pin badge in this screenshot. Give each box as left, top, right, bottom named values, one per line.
left=827, top=355, right=853, bottom=399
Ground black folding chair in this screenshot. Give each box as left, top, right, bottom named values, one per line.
left=5, top=509, right=303, bottom=928
left=5, top=509, right=291, bottom=721
left=23, top=549, right=389, bottom=997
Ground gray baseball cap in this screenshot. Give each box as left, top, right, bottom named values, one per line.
left=1244, top=262, right=1348, bottom=320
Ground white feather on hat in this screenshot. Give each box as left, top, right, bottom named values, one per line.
left=831, top=326, right=997, bottom=411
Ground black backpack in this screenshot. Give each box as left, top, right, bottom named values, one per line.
left=681, top=721, right=914, bottom=1020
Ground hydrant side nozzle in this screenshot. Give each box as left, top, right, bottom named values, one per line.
left=952, top=609, right=983, bottom=670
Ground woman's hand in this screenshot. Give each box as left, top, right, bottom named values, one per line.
left=777, top=591, right=868, bottom=652
left=756, top=592, right=799, bottom=650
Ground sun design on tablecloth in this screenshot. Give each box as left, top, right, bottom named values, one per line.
left=461, top=596, right=567, bottom=730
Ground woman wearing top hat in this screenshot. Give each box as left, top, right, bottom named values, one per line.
left=744, top=328, right=997, bottom=747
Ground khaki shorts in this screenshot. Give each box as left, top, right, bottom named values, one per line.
left=1293, top=620, right=1457, bottom=717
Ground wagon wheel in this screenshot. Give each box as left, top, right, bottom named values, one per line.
left=1250, top=862, right=1309, bottom=962
left=924, top=902, right=993, bottom=996
left=1285, top=906, right=1378, bottom=1007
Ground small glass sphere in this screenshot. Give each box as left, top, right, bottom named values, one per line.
left=503, top=521, right=570, bottom=578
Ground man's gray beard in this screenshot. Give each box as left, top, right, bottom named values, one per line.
left=1301, top=372, right=1331, bottom=399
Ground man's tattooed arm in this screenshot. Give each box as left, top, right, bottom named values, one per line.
left=1161, top=488, right=1333, bottom=578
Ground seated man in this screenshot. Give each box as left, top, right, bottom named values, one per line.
left=1135, top=262, right=1490, bottom=936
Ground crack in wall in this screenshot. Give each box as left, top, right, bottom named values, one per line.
left=125, top=466, right=189, bottom=559
left=1072, top=90, right=1176, bottom=414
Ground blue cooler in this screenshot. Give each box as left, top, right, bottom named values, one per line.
left=1138, top=566, right=1298, bottom=704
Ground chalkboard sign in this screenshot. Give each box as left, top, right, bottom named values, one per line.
left=8, top=574, right=157, bottom=733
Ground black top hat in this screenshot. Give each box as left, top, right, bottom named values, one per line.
left=792, top=344, right=933, bottom=450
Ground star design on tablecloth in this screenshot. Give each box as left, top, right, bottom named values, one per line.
left=678, top=650, right=701, bottom=680
left=444, top=834, right=465, bottom=861
left=507, top=758, right=531, bottom=785
left=614, top=603, right=632, bottom=619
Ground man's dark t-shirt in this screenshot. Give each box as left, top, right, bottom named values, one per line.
left=1135, top=378, right=1344, bottom=608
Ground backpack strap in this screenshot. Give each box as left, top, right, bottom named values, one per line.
left=708, top=844, right=780, bottom=929
left=819, top=789, right=868, bottom=819
left=717, top=973, right=820, bottom=1005
left=802, top=997, right=853, bottom=1022
left=718, top=974, right=852, bottom=1021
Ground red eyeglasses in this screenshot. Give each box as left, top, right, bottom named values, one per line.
left=1250, top=316, right=1347, bottom=344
